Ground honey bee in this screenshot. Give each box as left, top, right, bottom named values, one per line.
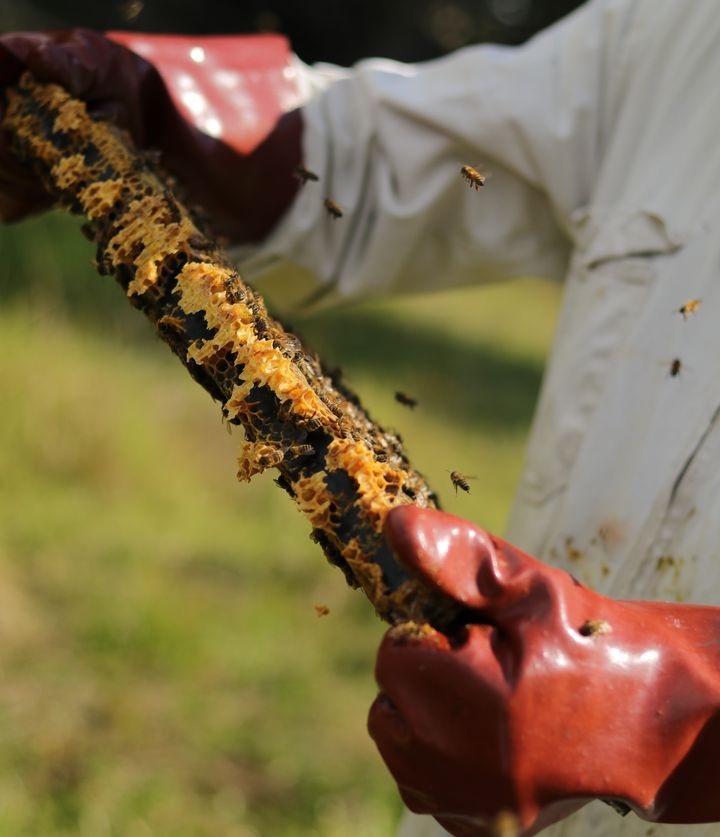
left=223, top=277, right=246, bottom=304
left=461, top=164, right=489, bottom=190
left=256, top=446, right=284, bottom=469
left=142, top=148, right=163, bottom=167
left=603, top=800, right=632, bottom=817
left=120, top=0, right=143, bottom=21
left=294, top=165, right=319, bottom=184
left=492, top=811, right=520, bottom=837
left=163, top=189, right=182, bottom=224
left=157, top=314, right=186, bottom=333
left=80, top=221, right=96, bottom=242
left=287, top=443, right=315, bottom=459
left=394, top=391, right=418, bottom=409
left=187, top=233, right=213, bottom=251
left=95, top=248, right=114, bottom=276
left=314, top=604, right=331, bottom=617
left=578, top=619, right=612, bottom=637
left=324, top=198, right=343, bottom=219
left=303, top=415, right=323, bottom=432
left=677, top=298, right=701, bottom=319
left=669, top=358, right=682, bottom=377
left=449, top=470, right=475, bottom=494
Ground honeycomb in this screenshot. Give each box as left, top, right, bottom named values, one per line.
left=3, top=74, right=451, bottom=626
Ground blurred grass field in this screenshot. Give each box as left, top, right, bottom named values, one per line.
left=0, top=211, right=560, bottom=836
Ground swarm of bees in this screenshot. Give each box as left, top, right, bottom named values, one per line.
left=461, top=164, right=488, bottom=190
left=677, top=298, right=701, bottom=319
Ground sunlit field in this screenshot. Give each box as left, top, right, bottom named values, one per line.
left=0, top=211, right=560, bottom=835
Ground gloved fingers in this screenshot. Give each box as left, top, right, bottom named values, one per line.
left=1, top=30, right=110, bottom=99
left=371, top=631, right=582, bottom=837
left=370, top=624, right=511, bottom=755
left=385, top=506, right=562, bottom=625
left=0, top=30, right=168, bottom=146
left=0, top=29, right=303, bottom=240
left=385, top=506, right=500, bottom=610
left=368, top=626, right=518, bottom=829
left=0, top=29, right=164, bottom=221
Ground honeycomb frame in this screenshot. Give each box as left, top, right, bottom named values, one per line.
left=3, top=74, right=454, bottom=626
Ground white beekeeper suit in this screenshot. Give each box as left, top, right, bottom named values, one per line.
left=242, top=0, right=720, bottom=834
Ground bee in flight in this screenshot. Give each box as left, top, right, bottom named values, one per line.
left=677, top=298, right=701, bottom=319
left=449, top=470, right=475, bottom=494
left=294, top=165, right=319, bottom=184
left=657, top=357, right=685, bottom=378
left=394, top=391, right=418, bottom=409
left=461, top=165, right=490, bottom=190
left=324, top=198, right=343, bottom=219
left=120, top=0, right=143, bottom=21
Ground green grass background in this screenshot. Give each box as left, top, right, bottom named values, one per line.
left=0, top=211, right=560, bottom=836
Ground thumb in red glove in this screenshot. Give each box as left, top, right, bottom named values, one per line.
left=0, top=29, right=302, bottom=240
left=369, top=506, right=720, bottom=836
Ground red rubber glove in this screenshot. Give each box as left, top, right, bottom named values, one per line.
left=0, top=29, right=302, bottom=240
left=369, top=506, right=720, bottom=836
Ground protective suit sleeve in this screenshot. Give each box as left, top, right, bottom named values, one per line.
left=243, top=0, right=639, bottom=308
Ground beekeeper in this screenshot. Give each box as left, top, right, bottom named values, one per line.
left=2, top=1, right=720, bottom=834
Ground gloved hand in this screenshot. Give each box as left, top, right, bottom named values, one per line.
left=369, top=506, right=720, bottom=836
left=0, top=29, right=302, bottom=240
